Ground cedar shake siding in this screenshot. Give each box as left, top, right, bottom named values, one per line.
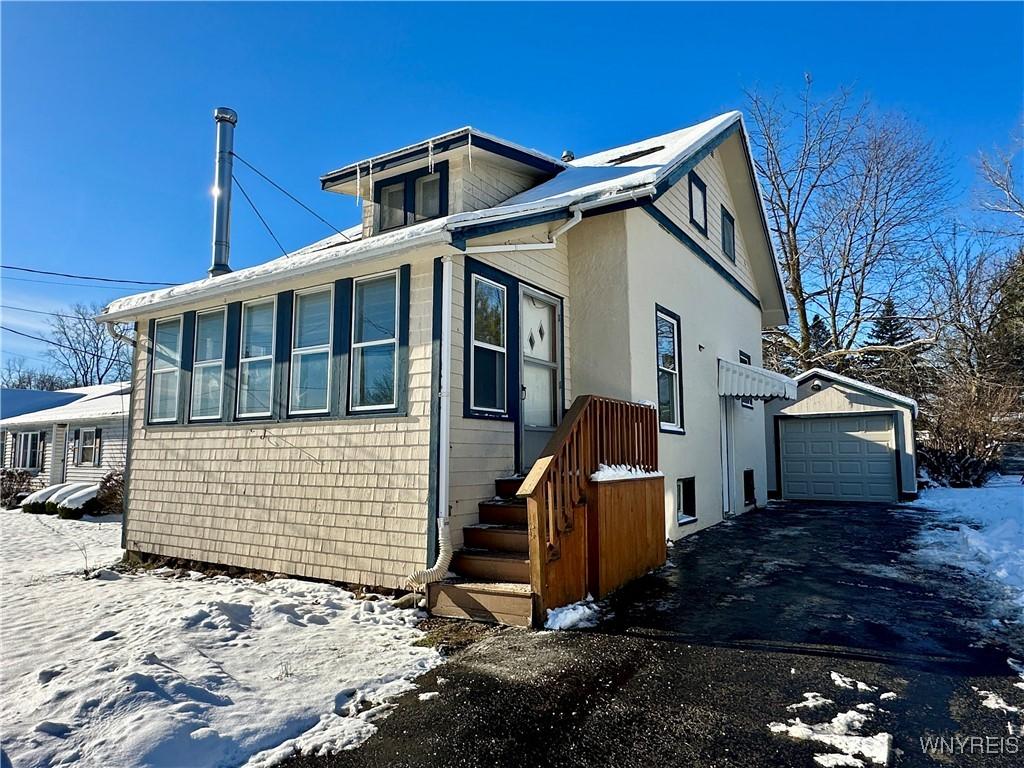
left=123, top=258, right=435, bottom=589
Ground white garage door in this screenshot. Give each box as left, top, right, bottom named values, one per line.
left=780, top=415, right=897, bottom=502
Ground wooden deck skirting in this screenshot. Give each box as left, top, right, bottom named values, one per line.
left=517, top=395, right=664, bottom=619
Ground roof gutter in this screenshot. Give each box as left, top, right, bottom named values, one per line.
left=462, top=208, right=583, bottom=254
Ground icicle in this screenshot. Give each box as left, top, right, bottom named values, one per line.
left=428, top=139, right=434, bottom=173
left=355, top=165, right=362, bottom=206
left=468, top=131, right=473, bottom=171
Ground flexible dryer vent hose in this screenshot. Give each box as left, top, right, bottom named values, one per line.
left=406, top=516, right=452, bottom=590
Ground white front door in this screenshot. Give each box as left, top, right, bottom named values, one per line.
left=519, top=287, right=561, bottom=471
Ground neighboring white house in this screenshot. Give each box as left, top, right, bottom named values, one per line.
left=1, top=382, right=131, bottom=493
left=97, top=110, right=796, bottom=622
left=765, top=368, right=918, bottom=503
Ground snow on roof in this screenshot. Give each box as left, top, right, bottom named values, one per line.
left=101, top=111, right=760, bottom=321
left=795, top=368, right=919, bottom=417
left=497, top=112, right=741, bottom=211
left=0, top=382, right=131, bottom=427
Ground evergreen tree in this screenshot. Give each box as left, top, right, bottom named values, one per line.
left=859, top=298, right=932, bottom=402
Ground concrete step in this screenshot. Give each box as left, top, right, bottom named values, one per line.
left=427, top=580, right=533, bottom=627
left=463, top=523, right=529, bottom=554
left=451, top=548, right=530, bottom=583
left=478, top=499, right=527, bottom=526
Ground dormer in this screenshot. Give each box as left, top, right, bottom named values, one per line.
left=320, top=127, right=564, bottom=239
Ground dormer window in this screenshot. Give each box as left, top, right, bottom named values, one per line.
left=374, top=161, right=448, bottom=233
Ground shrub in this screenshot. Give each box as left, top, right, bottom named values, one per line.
left=1, top=469, right=33, bottom=509
left=22, top=501, right=48, bottom=515
left=58, top=505, right=85, bottom=520
left=44, top=501, right=60, bottom=516
left=95, top=470, right=124, bottom=514
left=917, top=380, right=1021, bottom=487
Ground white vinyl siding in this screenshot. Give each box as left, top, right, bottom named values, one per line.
left=150, top=317, right=182, bottom=423
left=350, top=272, right=398, bottom=411
left=470, top=275, right=507, bottom=414
left=290, top=287, right=333, bottom=414
left=238, top=299, right=276, bottom=417
left=191, top=309, right=226, bottom=420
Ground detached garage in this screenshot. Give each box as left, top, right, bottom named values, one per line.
left=765, top=369, right=918, bottom=502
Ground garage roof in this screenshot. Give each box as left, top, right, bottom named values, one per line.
left=795, top=368, right=919, bottom=418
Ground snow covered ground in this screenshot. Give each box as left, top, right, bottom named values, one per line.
left=907, top=475, right=1024, bottom=626
left=0, top=510, right=441, bottom=768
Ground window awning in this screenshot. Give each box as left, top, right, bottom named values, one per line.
left=718, top=359, right=797, bottom=401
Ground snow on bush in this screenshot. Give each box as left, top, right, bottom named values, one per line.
left=545, top=594, right=602, bottom=630
left=908, top=475, right=1024, bottom=624
left=0, top=511, right=441, bottom=768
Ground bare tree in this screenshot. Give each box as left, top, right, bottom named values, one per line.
left=978, top=129, right=1024, bottom=237
left=747, top=82, right=948, bottom=373
left=47, top=303, right=132, bottom=386
left=0, top=357, right=72, bottom=390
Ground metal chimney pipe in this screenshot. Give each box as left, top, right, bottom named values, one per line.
left=209, top=107, right=237, bottom=278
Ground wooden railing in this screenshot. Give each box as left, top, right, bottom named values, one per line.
left=517, top=395, right=660, bottom=616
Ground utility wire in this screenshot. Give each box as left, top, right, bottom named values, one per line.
left=231, top=151, right=351, bottom=241
left=1, top=265, right=175, bottom=287
left=1, top=304, right=84, bottom=321
left=232, top=173, right=288, bottom=257
left=1, top=276, right=142, bottom=291
left=1, top=326, right=129, bottom=366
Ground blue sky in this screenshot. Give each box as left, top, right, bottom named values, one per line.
left=2, top=1, right=1022, bottom=367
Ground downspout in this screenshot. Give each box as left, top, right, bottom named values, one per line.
left=462, top=208, right=583, bottom=254
left=103, top=321, right=136, bottom=348
left=407, top=254, right=454, bottom=590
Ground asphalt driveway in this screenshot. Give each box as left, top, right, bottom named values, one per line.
left=290, top=502, right=1023, bottom=768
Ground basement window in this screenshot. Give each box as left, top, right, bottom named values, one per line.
left=677, top=477, right=697, bottom=525
left=375, top=162, right=448, bottom=233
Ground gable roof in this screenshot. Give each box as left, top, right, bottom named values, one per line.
left=795, top=368, right=919, bottom=417
left=0, top=382, right=131, bottom=427
left=100, top=112, right=788, bottom=323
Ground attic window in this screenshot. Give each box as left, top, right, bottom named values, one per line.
left=374, top=162, right=448, bottom=233
left=608, top=145, right=665, bottom=165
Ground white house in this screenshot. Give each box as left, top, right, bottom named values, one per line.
left=98, top=109, right=795, bottom=625
left=1, top=382, right=131, bottom=493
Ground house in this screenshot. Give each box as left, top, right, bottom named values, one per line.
left=764, top=368, right=918, bottom=503
left=0, top=382, right=131, bottom=493
left=1, top=388, right=82, bottom=419
left=97, top=109, right=796, bottom=625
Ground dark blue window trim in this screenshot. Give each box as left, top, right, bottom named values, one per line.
left=655, top=303, right=685, bottom=435
left=373, top=161, right=449, bottom=234
left=721, top=206, right=736, bottom=263
left=688, top=171, right=708, bottom=237
left=146, top=315, right=189, bottom=426
left=464, top=258, right=517, bottom=424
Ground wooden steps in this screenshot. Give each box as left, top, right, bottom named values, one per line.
left=427, top=477, right=534, bottom=626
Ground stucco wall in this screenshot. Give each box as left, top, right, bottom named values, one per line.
left=123, top=254, right=437, bottom=589
left=622, top=208, right=768, bottom=539
left=764, top=378, right=917, bottom=496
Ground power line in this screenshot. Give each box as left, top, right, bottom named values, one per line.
left=1, top=276, right=145, bottom=292
left=233, top=173, right=288, bottom=256
left=1, top=265, right=175, bottom=287
left=231, top=151, right=351, bottom=240
left=1, top=326, right=129, bottom=366
left=1, top=304, right=83, bottom=320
